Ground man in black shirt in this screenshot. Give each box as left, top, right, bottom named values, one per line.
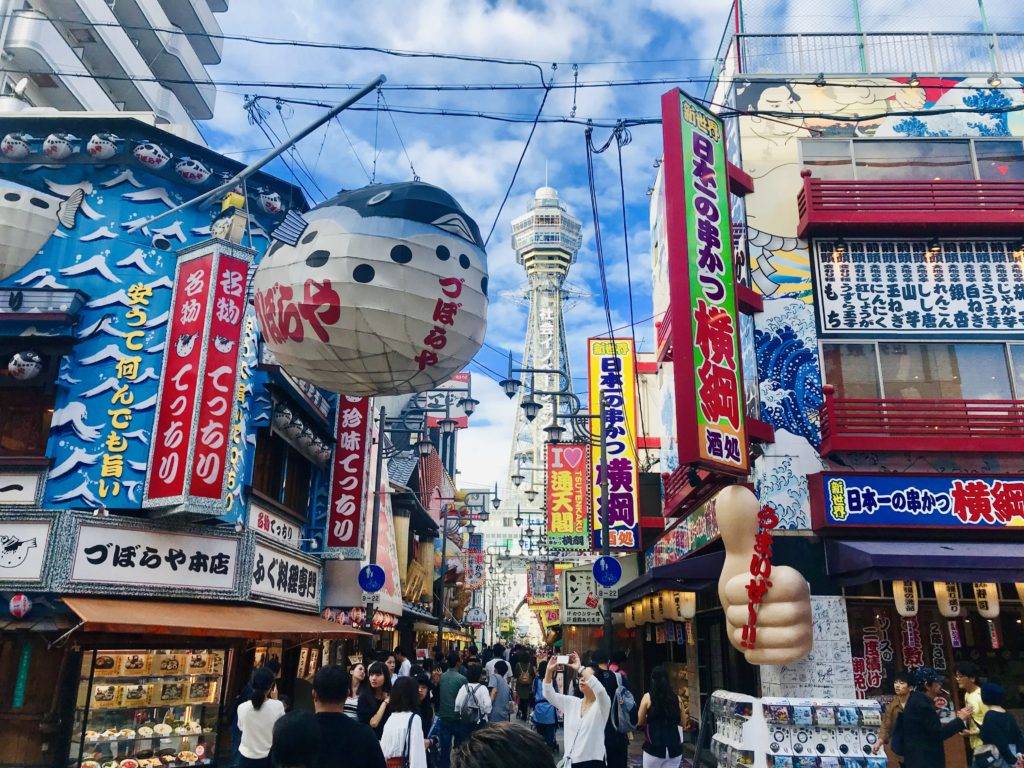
left=312, top=665, right=386, bottom=768
left=592, top=652, right=628, bottom=768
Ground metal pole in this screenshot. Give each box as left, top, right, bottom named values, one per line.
left=366, top=405, right=386, bottom=637
left=435, top=428, right=451, bottom=653
left=851, top=0, right=867, bottom=74
left=599, top=395, right=613, bottom=658
left=141, top=74, right=386, bottom=229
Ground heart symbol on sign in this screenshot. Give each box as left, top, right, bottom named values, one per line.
left=562, top=446, right=584, bottom=468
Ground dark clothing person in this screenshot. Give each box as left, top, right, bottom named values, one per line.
left=643, top=715, right=683, bottom=760
left=595, top=669, right=628, bottom=768
left=898, top=690, right=966, bottom=768
left=315, top=711, right=387, bottom=768
left=435, top=669, right=469, bottom=768
left=980, top=710, right=1024, bottom=766
left=357, top=690, right=389, bottom=738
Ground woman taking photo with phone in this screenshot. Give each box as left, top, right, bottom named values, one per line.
left=542, top=652, right=611, bottom=768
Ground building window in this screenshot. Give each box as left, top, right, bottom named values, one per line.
left=800, top=138, right=1024, bottom=182
left=822, top=342, right=1022, bottom=401
left=251, top=428, right=314, bottom=517
left=0, top=388, right=54, bottom=456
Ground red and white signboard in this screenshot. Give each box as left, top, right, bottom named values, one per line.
left=144, top=243, right=252, bottom=510
left=425, top=372, right=472, bottom=429
left=325, top=396, right=372, bottom=555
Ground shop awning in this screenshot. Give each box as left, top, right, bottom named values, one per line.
left=611, top=550, right=724, bottom=610
left=63, top=598, right=371, bottom=639
left=825, top=540, right=1024, bottom=586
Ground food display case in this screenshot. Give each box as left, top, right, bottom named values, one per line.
left=709, top=690, right=888, bottom=768
left=69, top=650, right=227, bottom=768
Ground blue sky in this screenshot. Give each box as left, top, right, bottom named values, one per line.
left=197, top=0, right=737, bottom=492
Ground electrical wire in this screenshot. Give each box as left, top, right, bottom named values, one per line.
left=379, top=90, right=420, bottom=181
left=335, top=116, right=372, bottom=183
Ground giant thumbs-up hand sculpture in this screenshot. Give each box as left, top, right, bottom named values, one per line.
left=716, top=485, right=813, bottom=665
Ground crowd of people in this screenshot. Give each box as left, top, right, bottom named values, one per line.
left=229, top=642, right=689, bottom=768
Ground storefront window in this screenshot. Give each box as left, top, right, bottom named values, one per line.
left=252, top=429, right=313, bottom=517
left=0, top=387, right=54, bottom=456
left=878, top=343, right=1012, bottom=400
left=975, top=139, right=1024, bottom=180
left=1010, top=344, right=1024, bottom=399
left=739, top=314, right=760, bottom=417
left=800, top=139, right=853, bottom=180
left=854, top=140, right=973, bottom=181
left=822, top=343, right=880, bottom=398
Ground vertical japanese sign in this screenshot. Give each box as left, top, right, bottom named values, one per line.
left=660, top=89, right=747, bottom=475
left=588, top=338, right=640, bottom=550
left=545, top=443, right=590, bottom=550
left=325, top=396, right=372, bottom=555
left=144, top=244, right=253, bottom=509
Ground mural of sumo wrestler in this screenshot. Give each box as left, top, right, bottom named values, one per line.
left=732, top=76, right=1024, bottom=526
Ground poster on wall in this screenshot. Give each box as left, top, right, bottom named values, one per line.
left=659, top=88, right=748, bottom=476
left=812, top=240, right=1024, bottom=337
left=811, top=472, right=1024, bottom=530
left=0, top=519, right=51, bottom=582
left=545, top=443, right=590, bottom=550
left=325, top=396, right=372, bottom=557
left=588, top=338, right=640, bottom=550
left=560, top=568, right=603, bottom=625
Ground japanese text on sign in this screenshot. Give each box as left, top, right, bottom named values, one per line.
left=414, top=277, right=464, bottom=372
left=254, top=278, right=341, bottom=345
left=250, top=542, right=320, bottom=610
left=818, top=473, right=1024, bottom=529
left=546, top=443, right=590, bottom=550
left=588, top=338, right=640, bottom=551
left=740, top=505, right=779, bottom=650
left=326, top=396, right=371, bottom=553
left=814, top=240, right=1024, bottom=335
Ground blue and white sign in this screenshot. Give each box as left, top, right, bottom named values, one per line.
left=358, top=563, right=386, bottom=593
left=593, top=556, right=622, bottom=587
left=811, top=472, right=1024, bottom=530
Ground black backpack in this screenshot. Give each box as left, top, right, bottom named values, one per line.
left=890, top=710, right=905, bottom=757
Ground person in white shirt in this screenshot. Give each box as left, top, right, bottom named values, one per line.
left=395, top=647, right=413, bottom=677
left=236, top=667, right=286, bottom=768
left=543, top=652, right=611, bottom=768
left=380, top=678, right=429, bottom=768
left=453, top=664, right=492, bottom=730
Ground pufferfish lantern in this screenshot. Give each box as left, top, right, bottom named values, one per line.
left=253, top=181, right=488, bottom=396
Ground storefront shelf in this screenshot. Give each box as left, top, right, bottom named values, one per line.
left=85, top=735, right=209, bottom=745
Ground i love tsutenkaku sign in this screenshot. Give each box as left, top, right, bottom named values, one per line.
left=660, top=89, right=748, bottom=476
left=546, top=443, right=590, bottom=551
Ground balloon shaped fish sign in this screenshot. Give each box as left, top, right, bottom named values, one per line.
left=1, top=133, right=33, bottom=159
left=133, top=141, right=172, bottom=169
left=253, top=181, right=488, bottom=396
left=175, top=156, right=212, bottom=184
left=87, top=133, right=122, bottom=160
left=42, top=133, right=79, bottom=160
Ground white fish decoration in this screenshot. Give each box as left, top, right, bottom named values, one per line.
left=0, top=184, right=83, bottom=279
left=258, top=191, right=283, bottom=213
left=86, top=133, right=122, bottom=160
left=0, top=535, right=37, bottom=569
left=175, top=156, right=212, bottom=184
left=133, top=141, right=172, bottom=169
left=42, top=133, right=79, bottom=160
left=1, top=133, right=33, bottom=159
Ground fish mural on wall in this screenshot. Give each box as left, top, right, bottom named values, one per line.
left=0, top=119, right=302, bottom=516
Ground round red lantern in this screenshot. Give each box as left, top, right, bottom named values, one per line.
left=9, top=593, right=31, bottom=618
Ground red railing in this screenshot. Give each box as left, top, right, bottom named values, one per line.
left=819, top=385, right=1024, bottom=456
left=796, top=170, right=1024, bottom=238
left=655, top=303, right=672, bottom=362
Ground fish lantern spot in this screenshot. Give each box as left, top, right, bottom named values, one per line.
left=252, top=180, right=488, bottom=396
left=4, top=192, right=18, bottom=201
left=306, top=249, right=330, bottom=268
left=390, top=244, right=413, bottom=264
left=481, top=276, right=488, bottom=296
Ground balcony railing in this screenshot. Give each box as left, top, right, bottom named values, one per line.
left=819, top=385, right=1024, bottom=456
left=796, top=171, right=1024, bottom=237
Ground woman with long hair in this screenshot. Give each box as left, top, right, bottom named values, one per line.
left=236, top=666, right=285, bottom=768
left=345, top=662, right=368, bottom=719
left=358, top=660, right=393, bottom=737
left=635, top=665, right=684, bottom=768
left=380, top=677, right=429, bottom=768
left=513, top=650, right=535, bottom=721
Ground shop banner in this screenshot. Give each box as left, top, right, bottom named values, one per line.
left=70, top=524, right=238, bottom=591
left=325, top=396, right=372, bottom=555
left=465, top=533, right=484, bottom=590
left=249, top=540, right=321, bottom=611
left=546, top=443, right=590, bottom=550
left=660, top=89, right=748, bottom=476
left=526, top=561, right=558, bottom=607
left=425, top=372, right=472, bottom=429
left=561, top=568, right=603, bottom=625
left=0, top=519, right=51, bottom=581
left=645, top=495, right=721, bottom=568
left=248, top=501, right=301, bottom=549
left=588, top=338, right=640, bottom=550
left=145, top=243, right=252, bottom=510
left=811, top=472, right=1024, bottom=530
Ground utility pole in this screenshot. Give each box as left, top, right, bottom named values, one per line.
left=599, top=395, right=613, bottom=658
left=365, top=405, right=386, bottom=641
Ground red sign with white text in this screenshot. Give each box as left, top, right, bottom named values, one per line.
left=191, top=255, right=249, bottom=499
left=145, top=254, right=215, bottom=502
left=326, top=396, right=372, bottom=551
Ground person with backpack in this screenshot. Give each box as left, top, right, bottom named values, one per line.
left=488, top=660, right=513, bottom=723
left=635, top=665, right=684, bottom=768
left=894, top=667, right=973, bottom=768
left=874, top=671, right=912, bottom=764
left=435, top=654, right=468, bottom=768
left=977, top=683, right=1024, bottom=768
left=592, top=651, right=633, bottom=768
left=513, top=651, right=536, bottom=721
left=530, top=661, right=559, bottom=751
left=453, top=664, right=492, bottom=735
left=381, top=677, right=429, bottom=768
left=542, top=652, right=611, bottom=768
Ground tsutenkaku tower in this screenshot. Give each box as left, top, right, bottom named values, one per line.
left=506, top=186, right=582, bottom=513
